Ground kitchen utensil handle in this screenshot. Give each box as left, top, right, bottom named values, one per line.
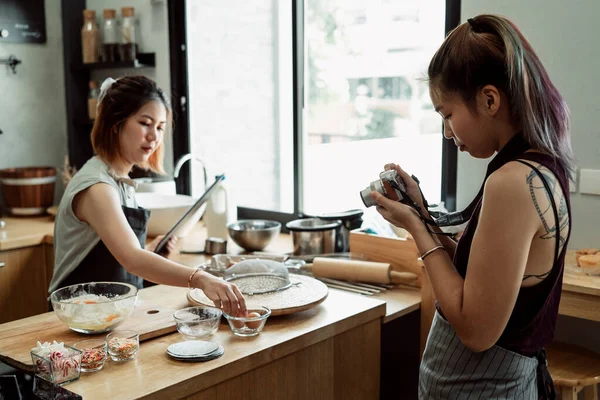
left=347, top=281, right=387, bottom=291
left=322, top=282, right=373, bottom=296
left=389, top=271, right=418, bottom=284
left=318, top=277, right=380, bottom=294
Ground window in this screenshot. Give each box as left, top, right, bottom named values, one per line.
left=169, top=0, right=458, bottom=222
left=185, top=0, right=295, bottom=213
left=302, top=0, right=447, bottom=214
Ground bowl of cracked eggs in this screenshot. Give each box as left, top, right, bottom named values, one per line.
left=50, top=282, right=138, bottom=334
left=224, top=306, right=271, bottom=337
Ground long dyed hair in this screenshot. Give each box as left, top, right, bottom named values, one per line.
left=428, top=14, right=574, bottom=176
left=91, top=76, right=172, bottom=174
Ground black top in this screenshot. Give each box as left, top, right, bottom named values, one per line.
left=451, top=134, right=572, bottom=356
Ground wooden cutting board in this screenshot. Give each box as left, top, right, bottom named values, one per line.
left=187, top=274, right=329, bottom=316
left=0, top=285, right=190, bottom=372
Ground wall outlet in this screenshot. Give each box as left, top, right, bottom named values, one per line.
left=579, top=169, right=600, bottom=196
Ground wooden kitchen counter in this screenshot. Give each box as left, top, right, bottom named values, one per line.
left=0, top=218, right=420, bottom=398
left=0, top=284, right=386, bottom=400
left=173, top=224, right=422, bottom=324
left=0, top=216, right=54, bottom=251
left=0, top=216, right=421, bottom=323
left=5, top=216, right=596, bottom=324
left=558, top=250, right=600, bottom=322
left=562, top=250, right=600, bottom=296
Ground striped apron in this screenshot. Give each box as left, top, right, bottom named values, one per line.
left=419, top=311, right=539, bottom=399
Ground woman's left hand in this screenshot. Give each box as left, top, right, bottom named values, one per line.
left=371, top=191, right=422, bottom=232
left=146, top=235, right=178, bottom=256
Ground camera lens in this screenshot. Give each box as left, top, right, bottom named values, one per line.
left=360, top=187, right=377, bottom=207
left=360, top=180, right=385, bottom=207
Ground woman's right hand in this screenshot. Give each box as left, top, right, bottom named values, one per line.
left=194, top=270, right=247, bottom=317
left=383, top=163, right=428, bottom=213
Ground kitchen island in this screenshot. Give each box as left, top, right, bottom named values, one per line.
left=0, top=217, right=415, bottom=399
left=1, top=211, right=596, bottom=398
left=0, top=283, right=386, bottom=399
left=0, top=216, right=419, bottom=398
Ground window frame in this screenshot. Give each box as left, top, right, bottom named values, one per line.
left=167, top=0, right=460, bottom=231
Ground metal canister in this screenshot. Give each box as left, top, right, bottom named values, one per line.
left=285, top=218, right=341, bottom=256
left=204, top=237, right=227, bottom=255
left=307, top=209, right=364, bottom=253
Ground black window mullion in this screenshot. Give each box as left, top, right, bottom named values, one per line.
left=168, top=0, right=191, bottom=196
left=441, top=0, right=461, bottom=212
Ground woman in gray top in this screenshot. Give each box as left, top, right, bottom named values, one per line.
left=50, top=76, right=246, bottom=317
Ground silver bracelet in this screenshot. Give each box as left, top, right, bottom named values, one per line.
left=418, top=245, right=445, bottom=261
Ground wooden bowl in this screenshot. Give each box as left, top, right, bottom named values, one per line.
left=0, top=166, right=56, bottom=216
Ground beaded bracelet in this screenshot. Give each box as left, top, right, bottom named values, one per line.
left=418, top=245, right=445, bottom=261
left=188, top=267, right=202, bottom=289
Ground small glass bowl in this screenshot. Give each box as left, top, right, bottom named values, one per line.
left=30, top=345, right=82, bottom=385
left=73, top=339, right=108, bottom=372
left=173, top=306, right=222, bottom=340
left=224, top=306, right=271, bottom=337
left=106, top=330, right=139, bottom=362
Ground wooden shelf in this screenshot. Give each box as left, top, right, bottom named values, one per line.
left=71, top=52, right=156, bottom=71
left=61, top=1, right=158, bottom=170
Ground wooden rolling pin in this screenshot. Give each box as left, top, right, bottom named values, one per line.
left=311, top=257, right=418, bottom=285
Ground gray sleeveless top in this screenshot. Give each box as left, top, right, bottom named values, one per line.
left=49, top=157, right=138, bottom=292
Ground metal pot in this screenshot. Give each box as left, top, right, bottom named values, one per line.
left=305, top=209, right=364, bottom=252
left=285, top=218, right=341, bottom=256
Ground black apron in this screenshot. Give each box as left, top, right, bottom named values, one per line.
left=57, top=205, right=150, bottom=290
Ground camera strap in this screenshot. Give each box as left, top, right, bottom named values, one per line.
left=430, top=133, right=531, bottom=227
left=390, top=133, right=531, bottom=235
left=388, top=178, right=454, bottom=236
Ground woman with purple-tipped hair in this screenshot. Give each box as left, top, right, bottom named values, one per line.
left=372, top=15, right=573, bottom=399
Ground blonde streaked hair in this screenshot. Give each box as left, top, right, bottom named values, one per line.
left=91, top=76, right=172, bottom=174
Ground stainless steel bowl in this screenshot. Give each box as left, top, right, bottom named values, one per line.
left=227, top=220, right=282, bottom=251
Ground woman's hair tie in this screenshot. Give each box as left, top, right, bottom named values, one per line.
left=467, top=18, right=482, bottom=33
left=98, top=77, right=118, bottom=108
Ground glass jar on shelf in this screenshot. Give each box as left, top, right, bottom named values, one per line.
left=87, top=80, right=100, bottom=120
left=120, top=7, right=138, bottom=62
left=81, top=9, right=101, bottom=64
left=102, top=9, right=120, bottom=63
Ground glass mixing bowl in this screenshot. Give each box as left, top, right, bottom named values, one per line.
left=173, top=306, right=222, bottom=340
left=50, top=282, right=138, bottom=334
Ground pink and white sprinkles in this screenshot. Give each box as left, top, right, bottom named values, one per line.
left=31, top=341, right=81, bottom=383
